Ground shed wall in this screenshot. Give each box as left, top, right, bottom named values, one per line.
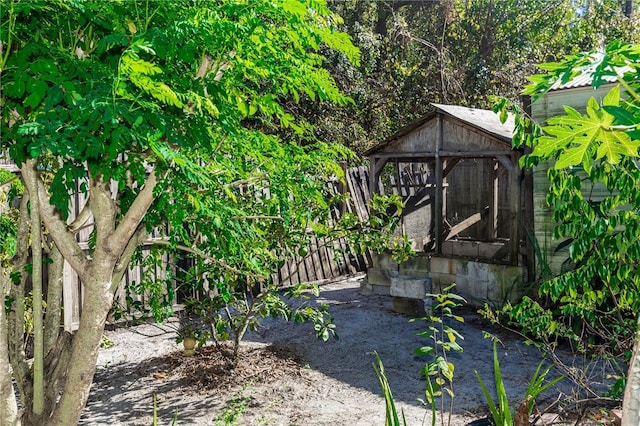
left=383, top=121, right=438, bottom=153
left=531, top=83, right=617, bottom=275
left=443, top=119, right=506, bottom=151
left=444, top=158, right=511, bottom=240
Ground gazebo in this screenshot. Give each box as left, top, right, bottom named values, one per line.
left=363, top=104, right=532, bottom=313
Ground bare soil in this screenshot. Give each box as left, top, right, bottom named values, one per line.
left=80, top=276, right=618, bottom=426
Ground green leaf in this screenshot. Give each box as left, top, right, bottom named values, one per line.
left=535, top=90, right=640, bottom=172
left=236, top=96, right=249, bottom=117
left=596, top=128, right=639, bottom=163
left=414, top=346, right=435, bottom=356
left=603, top=106, right=637, bottom=126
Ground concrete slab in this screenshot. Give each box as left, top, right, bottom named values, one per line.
left=399, top=255, right=431, bottom=273
left=430, top=256, right=454, bottom=274
left=467, top=261, right=490, bottom=282
left=371, top=252, right=399, bottom=271
left=429, top=272, right=456, bottom=291
left=390, top=276, right=431, bottom=300
left=366, top=267, right=392, bottom=286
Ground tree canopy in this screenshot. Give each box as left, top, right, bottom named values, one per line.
left=297, top=0, right=640, bottom=154
left=0, top=1, right=403, bottom=424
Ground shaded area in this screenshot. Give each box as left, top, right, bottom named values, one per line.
left=244, top=280, right=568, bottom=412
left=80, top=277, right=614, bottom=425
left=81, top=344, right=303, bottom=425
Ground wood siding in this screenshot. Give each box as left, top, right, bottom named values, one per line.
left=531, top=83, right=617, bottom=275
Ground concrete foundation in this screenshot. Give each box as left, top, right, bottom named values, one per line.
left=362, top=250, right=525, bottom=310
left=392, top=297, right=425, bottom=317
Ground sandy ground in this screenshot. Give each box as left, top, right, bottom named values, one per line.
left=79, top=276, right=617, bottom=426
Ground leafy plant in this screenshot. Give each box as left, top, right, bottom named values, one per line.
left=493, top=40, right=640, bottom=403
left=213, top=389, right=251, bottom=426
left=476, top=339, right=511, bottom=426
left=99, top=335, right=114, bottom=349
left=481, top=298, right=629, bottom=402
left=412, top=284, right=465, bottom=426
left=475, top=337, right=564, bottom=426
left=183, top=280, right=337, bottom=365
left=174, top=312, right=209, bottom=347
left=373, top=352, right=408, bottom=426
left=0, top=1, right=371, bottom=423
left=0, top=169, right=21, bottom=268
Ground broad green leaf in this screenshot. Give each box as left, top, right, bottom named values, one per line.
left=535, top=90, right=639, bottom=172
left=603, top=106, right=637, bottom=126
left=596, top=128, right=640, bottom=163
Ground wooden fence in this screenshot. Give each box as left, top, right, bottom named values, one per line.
left=1, top=159, right=371, bottom=330
left=275, top=166, right=371, bottom=286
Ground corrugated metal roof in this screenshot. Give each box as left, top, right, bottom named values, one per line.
left=549, top=65, right=632, bottom=91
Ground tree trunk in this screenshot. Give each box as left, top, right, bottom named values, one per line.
left=7, top=194, right=31, bottom=410
left=478, top=0, right=495, bottom=63
left=0, top=279, right=20, bottom=426
left=14, top=165, right=159, bottom=424
left=24, top=158, right=45, bottom=417
left=622, top=315, right=640, bottom=426
left=47, top=265, right=115, bottom=426
left=43, top=246, right=64, bottom=358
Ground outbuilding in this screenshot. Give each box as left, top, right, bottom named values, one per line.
left=362, top=103, right=533, bottom=314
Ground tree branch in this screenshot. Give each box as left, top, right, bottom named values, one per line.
left=24, top=159, right=45, bottom=416
left=44, top=245, right=64, bottom=357
left=144, top=238, right=263, bottom=278
left=8, top=191, right=32, bottom=407
left=21, top=163, right=89, bottom=279
left=232, top=215, right=284, bottom=221
left=109, top=168, right=159, bottom=259
left=88, top=175, right=117, bottom=258
left=68, top=201, right=93, bottom=234
left=0, top=174, right=19, bottom=189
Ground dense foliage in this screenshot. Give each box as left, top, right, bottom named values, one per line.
left=0, top=1, right=409, bottom=424
left=493, top=42, right=640, bottom=413
left=297, top=0, right=640, bottom=154
left=1, top=0, right=638, bottom=424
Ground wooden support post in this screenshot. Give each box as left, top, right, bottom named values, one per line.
left=435, top=115, right=444, bottom=254
left=442, top=159, right=448, bottom=231
left=338, top=161, right=347, bottom=215
left=393, top=159, right=402, bottom=196
left=369, top=157, right=378, bottom=199
left=442, top=158, right=461, bottom=178
left=509, top=152, right=521, bottom=265
left=368, top=157, right=388, bottom=199
left=521, top=152, right=535, bottom=279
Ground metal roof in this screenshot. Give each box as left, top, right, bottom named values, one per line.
left=549, top=62, right=632, bottom=91
left=365, top=104, right=514, bottom=156
left=431, top=103, right=515, bottom=143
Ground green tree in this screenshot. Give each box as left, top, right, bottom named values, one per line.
left=501, top=41, right=640, bottom=424
left=307, top=0, right=639, bottom=154
left=0, top=1, right=400, bottom=424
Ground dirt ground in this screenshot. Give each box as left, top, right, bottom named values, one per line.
left=79, top=276, right=619, bottom=426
